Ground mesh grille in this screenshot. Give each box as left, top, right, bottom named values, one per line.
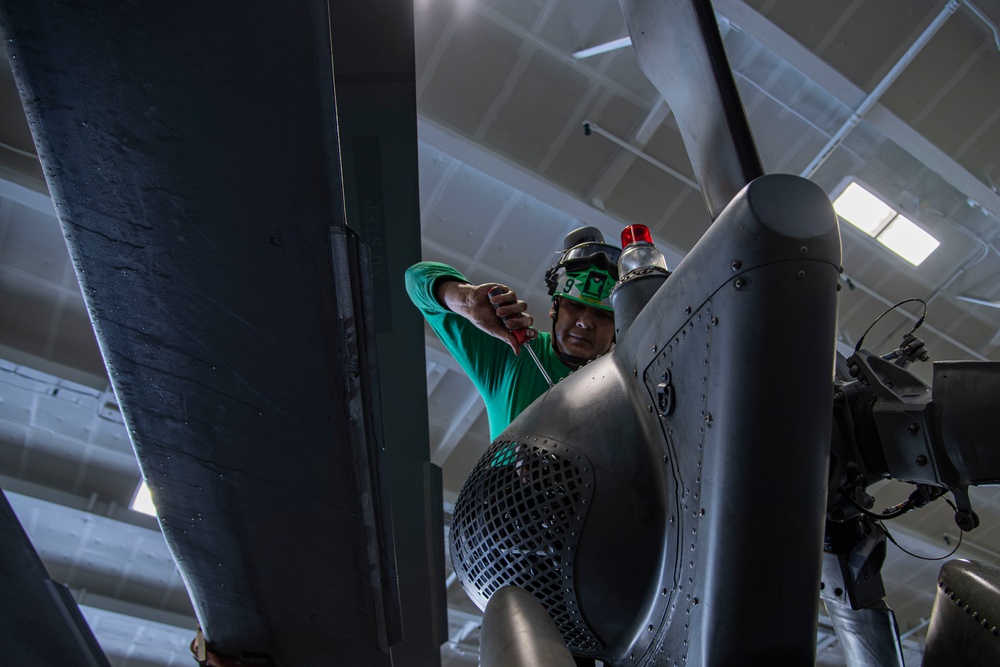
left=451, top=436, right=601, bottom=652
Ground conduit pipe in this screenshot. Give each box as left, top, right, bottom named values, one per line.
left=801, top=0, right=961, bottom=178
left=582, top=119, right=700, bottom=190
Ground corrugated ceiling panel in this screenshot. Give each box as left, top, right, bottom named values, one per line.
left=653, top=190, right=713, bottom=253
left=545, top=122, right=623, bottom=196
left=836, top=0, right=949, bottom=91
left=880, top=12, right=985, bottom=125
left=421, top=165, right=515, bottom=259
left=904, top=31, right=1000, bottom=184
left=642, top=123, right=698, bottom=184
left=482, top=49, right=592, bottom=169
left=0, top=202, right=72, bottom=285
left=479, top=0, right=546, bottom=33
left=48, top=303, right=106, bottom=379
left=743, top=85, right=828, bottom=173
left=419, top=9, right=522, bottom=135
left=745, top=0, right=945, bottom=92
left=589, top=94, right=646, bottom=140
left=543, top=93, right=648, bottom=199
left=477, top=197, right=574, bottom=283
left=537, top=0, right=628, bottom=53
left=598, top=47, right=660, bottom=103
left=414, top=0, right=453, bottom=75
left=440, top=407, right=491, bottom=495
left=604, top=158, right=687, bottom=229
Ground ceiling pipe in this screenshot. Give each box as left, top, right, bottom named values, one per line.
left=582, top=119, right=700, bottom=190
left=0, top=140, right=36, bottom=160
left=965, top=1, right=1000, bottom=51
left=956, top=294, right=1000, bottom=309
left=801, top=0, right=961, bottom=178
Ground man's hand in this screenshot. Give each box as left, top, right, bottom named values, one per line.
left=436, top=280, right=536, bottom=354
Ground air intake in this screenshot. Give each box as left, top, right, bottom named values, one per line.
left=450, top=436, right=602, bottom=652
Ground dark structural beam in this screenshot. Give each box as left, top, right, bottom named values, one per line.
left=0, top=488, right=111, bottom=667
left=329, top=3, right=448, bottom=663
left=0, top=1, right=441, bottom=664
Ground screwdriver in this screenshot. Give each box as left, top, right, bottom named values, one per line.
left=488, top=286, right=554, bottom=388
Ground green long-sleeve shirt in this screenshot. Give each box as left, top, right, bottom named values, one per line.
left=405, top=261, right=574, bottom=440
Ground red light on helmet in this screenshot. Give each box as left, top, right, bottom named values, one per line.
left=621, top=224, right=653, bottom=248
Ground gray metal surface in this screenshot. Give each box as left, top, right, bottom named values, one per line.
left=452, top=174, right=841, bottom=664
left=824, top=603, right=905, bottom=667
left=932, top=362, right=1000, bottom=486
left=1, top=1, right=999, bottom=664
left=0, top=1, right=439, bottom=664
left=480, top=586, right=576, bottom=667
left=923, top=559, right=1000, bottom=666
left=618, top=0, right=763, bottom=219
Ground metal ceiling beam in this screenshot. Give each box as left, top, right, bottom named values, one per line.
left=0, top=172, right=52, bottom=215
left=716, top=0, right=1000, bottom=221
left=866, top=105, right=1000, bottom=221
left=426, top=343, right=467, bottom=375
left=801, top=0, right=961, bottom=178
left=0, top=475, right=150, bottom=532
left=418, top=117, right=688, bottom=269
left=77, top=603, right=193, bottom=665
left=585, top=99, right=673, bottom=208
left=426, top=360, right=448, bottom=396
left=582, top=119, right=700, bottom=191
left=72, top=587, right=194, bottom=634
left=472, top=3, right=650, bottom=109
left=430, top=392, right=485, bottom=467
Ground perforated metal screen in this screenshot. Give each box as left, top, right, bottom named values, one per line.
left=450, top=436, right=602, bottom=652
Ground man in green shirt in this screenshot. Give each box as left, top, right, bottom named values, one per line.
left=405, top=227, right=620, bottom=440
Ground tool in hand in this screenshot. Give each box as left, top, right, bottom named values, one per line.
left=488, top=286, right=554, bottom=388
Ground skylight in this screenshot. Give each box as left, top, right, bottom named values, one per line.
left=832, top=181, right=939, bottom=266
left=130, top=480, right=158, bottom=517
left=876, top=215, right=940, bottom=266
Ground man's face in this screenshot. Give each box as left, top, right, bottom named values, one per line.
left=549, top=297, right=615, bottom=365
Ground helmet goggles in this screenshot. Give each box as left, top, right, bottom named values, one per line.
left=545, top=242, right=621, bottom=311
left=557, top=242, right=620, bottom=271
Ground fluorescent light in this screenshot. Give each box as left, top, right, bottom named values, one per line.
left=876, top=215, right=940, bottom=266
left=833, top=180, right=940, bottom=266
left=833, top=182, right=895, bottom=236
left=572, top=36, right=632, bottom=59
left=131, top=480, right=158, bottom=517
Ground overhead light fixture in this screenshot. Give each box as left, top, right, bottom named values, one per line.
left=130, top=480, right=158, bottom=517
left=876, top=215, right=940, bottom=266
left=832, top=181, right=940, bottom=266
left=572, top=36, right=632, bottom=59
left=832, top=182, right=895, bottom=235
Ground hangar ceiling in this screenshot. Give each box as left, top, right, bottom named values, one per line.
left=1, top=0, right=999, bottom=664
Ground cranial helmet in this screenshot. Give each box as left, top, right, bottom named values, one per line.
left=544, top=226, right=621, bottom=311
